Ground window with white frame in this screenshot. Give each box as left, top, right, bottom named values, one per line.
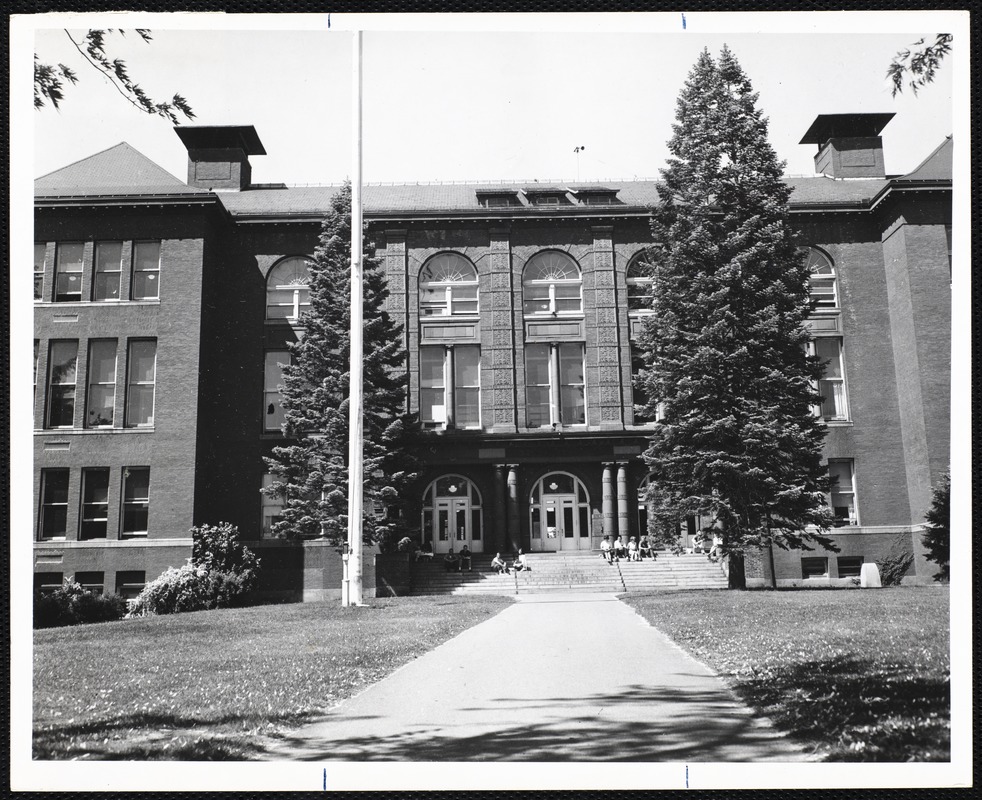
left=264, top=351, right=290, bottom=432
left=801, top=557, right=829, bottom=579
left=80, top=468, right=110, bottom=540
left=420, top=345, right=481, bottom=429
left=115, top=570, right=146, bottom=600
left=261, top=474, right=285, bottom=537
left=131, top=241, right=161, bottom=300
left=813, top=337, right=848, bottom=421
left=626, top=251, right=655, bottom=312
left=46, top=340, right=78, bottom=428
left=74, top=571, right=104, bottom=595
left=121, top=468, right=150, bottom=537
left=522, top=251, right=582, bottom=316
left=39, top=469, right=70, bottom=540
left=85, top=340, right=117, bottom=428
left=266, top=257, right=312, bottom=321
left=525, top=342, right=585, bottom=427
left=94, top=242, right=123, bottom=301
left=828, top=459, right=858, bottom=526
left=54, top=242, right=84, bottom=302
left=125, top=340, right=156, bottom=427
left=419, top=253, right=479, bottom=317
left=806, top=248, right=838, bottom=310
left=34, top=243, right=46, bottom=300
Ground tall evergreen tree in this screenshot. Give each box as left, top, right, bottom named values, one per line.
left=636, top=47, right=837, bottom=588
left=921, top=471, right=950, bottom=582
left=264, top=183, right=417, bottom=549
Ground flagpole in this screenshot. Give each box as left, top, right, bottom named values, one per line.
left=345, top=29, right=364, bottom=607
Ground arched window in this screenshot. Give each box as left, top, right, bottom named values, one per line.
left=420, top=475, right=483, bottom=553
left=522, top=251, right=582, bottom=315
left=528, top=472, right=591, bottom=551
left=419, top=252, right=479, bottom=317
left=626, top=251, right=655, bottom=311
left=805, top=248, right=838, bottom=310
left=266, top=256, right=312, bottom=321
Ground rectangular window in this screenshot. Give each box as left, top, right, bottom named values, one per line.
left=264, top=351, right=289, bottom=432
left=454, top=345, right=481, bottom=428
left=34, top=341, right=39, bottom=426
left=93, top=241, right=123, bottom=301
left=261, top=474, right=285, bottom=537
left=801, top=557, right=829, bottom=579
left=829, top=460, right=857, bottom=526
left=125, top=340, right=156, bottom=427
left=121, top=468, right=150, bottom=537
left=559, top=343, right=586, bottom=425
left=46, top=340, right=78, bottom=428
left=34, top=243, right=46, bottom=300
left=115, top=570, right=146, bottom=600
left=837, top=556, right=864, bottom=578
left=420, top=347, right=446, bottom=428
left=525, top=343, right=552, bottom=427
left=74, top=571, right=105, bottom=595
left=54, top=242, right=84, bottom=302
left=85, top=340, right=117, bottom=428
left=815, top=338, right=848, bottom=421
left=131, top=241, right=160, bottom=300
left=34, top=572, right=64, bottom=594
left=80, top=468, right=110, bottom=540
left=39, top=469, right=70, bottom=540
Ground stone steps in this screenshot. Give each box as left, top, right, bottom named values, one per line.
left=410, top=551, right=728, bottom=595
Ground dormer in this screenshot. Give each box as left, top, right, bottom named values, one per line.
left=800, top=113, right=894, bottom=179
left=475, top=188, right=521, bottom=208
left=522, top=186, right=570, bottom=206
left=568, top=186, right=620, bottom=206
left=174, top=125, right=266, bottom=191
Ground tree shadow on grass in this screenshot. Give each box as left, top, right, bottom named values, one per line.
left=728, top=655, right=950, bottom=761
left=269, top=683, right=808, bottom=762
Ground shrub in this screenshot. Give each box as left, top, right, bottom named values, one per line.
left=877, top=535, right=915, bottom=587
left=922, top=471, right=950, bottom=582
left=129, top=523, right=260, bottom=616
left=33, top=579, right=128, bottom=628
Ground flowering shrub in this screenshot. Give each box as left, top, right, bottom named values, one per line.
left=129, top=523, right=260, bottom=616
left=33, top=578, right=128, bottom=628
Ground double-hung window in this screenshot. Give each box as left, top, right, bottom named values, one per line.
left=806, top=248, right=838, bottom=310
left=93, top=242, right=123, bottom=301
left=525, top=343, right=586, bottom=427
left=420, top=345, right=481, bottom=429
left=125, top=340, right=156, bottom=427
left=264, top=351, right=290, bottom=432
left=829, top=460, right=858, bottom=526
left=39, top=469, right=70, bottom=540
left=261, top=474, right=285, bottom=537
left=814, top=337, right=848, bottom=421
left=85, top=340, right=117, bottom=428
left=626, top=252, right=655, bottom=312
left=46, top=340, right=78, bottom=428
left=34, top=243, right=46, bottom=300
left=80, top=468, right=110, bottom=540
left=54, top=243, right=84, bottom=302
left=131, top=242, right=160, bottom=300
left=121, top=468, right=150, bottom=537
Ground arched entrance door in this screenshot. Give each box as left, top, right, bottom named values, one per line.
left=421, top=475, right=483, bottom=554
left=529, top=472, right=591, bottom=552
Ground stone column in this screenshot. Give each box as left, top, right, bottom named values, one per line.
left=506, top=464, right=521, bottom=553
left=602, top=463, right=615, bottom=541
left=493, top=464, right=507, bottom=554
left=616, top=462, right=630, bottom=544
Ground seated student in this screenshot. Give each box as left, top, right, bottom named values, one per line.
left=638, top=535, right=652, bottom=559
left=627, top=536, right=640, bottom=561
left=417, top=541, right=435, bottom=560
left=490, top=552, right=509, bottom=574
left=512, top=549, right=530, bottom=573
left=459, top=545, right=473, bottom=571
left=443, top=548, right=460, bottom=572
left=612, top=535, right=627, bottom=561
left=600, top=535, right=613, bottom=563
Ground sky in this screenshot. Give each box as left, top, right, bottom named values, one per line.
left=30, top=17, right=957, bottom=187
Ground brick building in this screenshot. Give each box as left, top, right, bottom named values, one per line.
left=32, top=113, right=951, bottom=596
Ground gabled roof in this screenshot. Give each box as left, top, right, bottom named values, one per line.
left=35, top=142, right=203, bottom=196
left=902, top=136, right=952, bottom=181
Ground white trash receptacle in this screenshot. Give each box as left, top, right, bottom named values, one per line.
left=860, top=562, right=882, bottom=588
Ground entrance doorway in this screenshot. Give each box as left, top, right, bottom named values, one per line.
left=529, top=472, right=591, bottom=552
left=421, top=475, right=483, bottom=554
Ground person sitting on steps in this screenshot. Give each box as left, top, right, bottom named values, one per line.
left=512, top=549, right=530, bottom=573
left=491, top=552, right=509, bottom=574
left=417, top=541, right=435, bottom=560
left=627, top=536, right=640, bottom=561
left=612, top=535, right=627, bottom=561
left=443, top=548, right=460, bottom=572
left=638, top=534, right=652, bottom=560
left=459, top=545, right=473, bottom=571
left=600, top=535, right=613, bottom=563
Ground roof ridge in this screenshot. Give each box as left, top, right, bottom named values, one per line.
left=35, top=142, right=137, bottom=181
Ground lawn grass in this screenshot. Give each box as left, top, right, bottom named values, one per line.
left=34, top=595, right=512, bottom=760
left=622, top=586, right=949, bottom=761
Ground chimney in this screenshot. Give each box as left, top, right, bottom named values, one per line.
left=174, top=125, right=266, bottom=191
left=800, top=113, right=895, bottom=179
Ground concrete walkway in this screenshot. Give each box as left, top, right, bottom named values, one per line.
left=266, top=593, right=809, bottom=761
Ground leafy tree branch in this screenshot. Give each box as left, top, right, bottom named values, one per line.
left=34, top=29, right=194, bottom=123
left=887, top=34, right=952, bottom=97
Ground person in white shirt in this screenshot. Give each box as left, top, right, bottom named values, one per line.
left=512, top=549, right=529, bottom=573
left=600, top=535, right=613, bottom=563
left=627, top=536, right=640, bottom=561
left=491, top=553, right=509, bottom=574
